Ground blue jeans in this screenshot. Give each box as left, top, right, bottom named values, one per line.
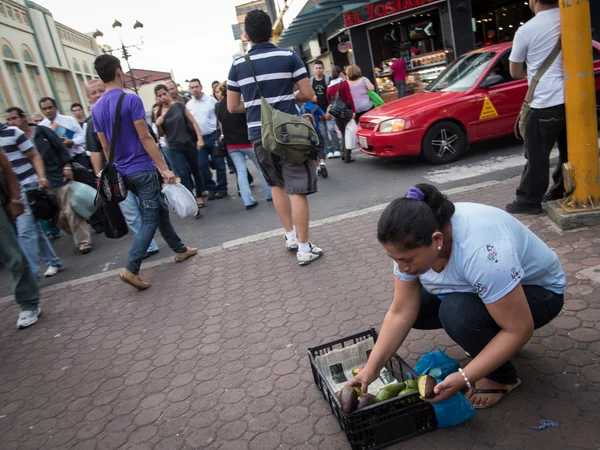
left=169, top=142, right=204, bottom=198
left=229, top=147, right=272, bottom=206
left=0, top=206, right=39, bottom=311
left=119, top=191, right=159, bottom=253
left=160, top=144, right=172, bottom=170
left=319, top=117, right=340, bottom=154
left=396, top=81, right=406, bottom=99
left=16, top=184, right=62, bottom=279
left=413, top=286, right=563, bottom=384
left=122, top=170, right=186, bottom=274
left=198, top=131, right=227, bottom=192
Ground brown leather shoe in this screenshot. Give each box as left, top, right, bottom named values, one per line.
left=174, top=247, right=198, bottom=263
left=120, top=269, right=151, bottom=290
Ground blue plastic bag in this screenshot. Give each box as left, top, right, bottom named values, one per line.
left=414, top=350, right=475, bottom=429
left=69, top=181, right=98, bottom=219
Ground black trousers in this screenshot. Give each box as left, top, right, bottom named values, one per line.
left=516, top=104, right=568, bottom=206
left=413, top=286, right=563, bottom=384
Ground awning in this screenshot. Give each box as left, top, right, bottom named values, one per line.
left=277, top=0, right=369, bottom=48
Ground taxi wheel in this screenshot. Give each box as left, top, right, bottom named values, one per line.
left=422, top=121, right=466, bottom=165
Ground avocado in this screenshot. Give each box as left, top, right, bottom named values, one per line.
left=356, top=393, right=377, bottom=410
left=417, top=375, right=437, bottom=399
left=339, top=385, right=359, bottom=414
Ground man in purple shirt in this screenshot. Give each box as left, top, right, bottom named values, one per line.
left=92, top=54, right=197, bottom=290
left=390, top=55, right=407, bottom=99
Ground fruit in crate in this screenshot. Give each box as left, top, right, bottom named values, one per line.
left=357, top=393, right=377, bottom=410
left=417, top=375, right=437, bottom=399
left=339, top=385, right=359, bottom=414
left=375, top=382, right=406, bottom=402
left=352, top=366, right=364, bottom=376
left=397, top=388, right=419, bottom=405
left=405, top=379, right=418, bottom=391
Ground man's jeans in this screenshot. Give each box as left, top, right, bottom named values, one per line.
left=413, top=286, right=564, bottom=384
left=123, top=170, right=186, bottom=274
left=229, top=147, right=272, bottom=206
left=516, top=104, right=568, bottom=206
left=396, top=80, right=406, bottom=99
left=169, top=142, right=204, bottom=198
left=119, top=191, right=159, bottom=253
left=198, top=131, right=227, bottom=192
left=0, top=206, right=39, bottom=311
left=16, top=184, right=62, bottom=279
left=319, top=117, right=340, bottom=154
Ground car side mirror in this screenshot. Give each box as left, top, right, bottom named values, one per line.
left=480, top=73, right=504, bottom=89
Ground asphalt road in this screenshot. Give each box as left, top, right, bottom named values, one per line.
left=1, top=136, right=543, bottom=292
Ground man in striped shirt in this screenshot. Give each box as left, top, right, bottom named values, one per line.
left=227, top=9, right=323, bottom=266
left=0, top=122, right=64, bottom=280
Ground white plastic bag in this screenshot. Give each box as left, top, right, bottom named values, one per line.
left=345, top=119, right=358, bottom=150
left=162, top=182, right=197, bottom=218
left=69, top=181, right=98, bottom=219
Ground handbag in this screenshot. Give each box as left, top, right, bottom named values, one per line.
left=96, top=92, right=128, bottom=204
left=515, top=38, right=562, bottom=140
left=26, top=188, right=59, bottom=220
left=102, top=201, right=128, bottom=239
left=367, top=89, right=385, bottom=108
left=329, top=83, right=353, bottom=120
left=244, top=55, right=319, bottom=164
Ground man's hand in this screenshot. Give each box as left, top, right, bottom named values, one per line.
left=160, top=168, right=177, bottom=184
left=345, top=365, right=380, bottom=396
left=422, top=372, right=466, bottom=404
left=63, top=167, right=73, bottom=181
left=63, top=138, right=74, bottom=148
left=196, top=137, right=204, bottom=149
left=325, top=112, right=331, bottom=120
left=38, top=177, right=49, bottom=189
left=7, top=201, right=25, bottom=222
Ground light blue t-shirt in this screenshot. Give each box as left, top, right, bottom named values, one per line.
left=394, top=203, right=566, bottom=304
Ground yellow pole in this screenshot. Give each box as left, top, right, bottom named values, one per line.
left=559, top=0, right=600, bottom=206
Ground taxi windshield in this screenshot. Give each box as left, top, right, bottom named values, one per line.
left=426, top=52, right=496, bottom=92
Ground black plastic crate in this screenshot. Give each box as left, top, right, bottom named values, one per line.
left=308, top=329, right=437, bottom=450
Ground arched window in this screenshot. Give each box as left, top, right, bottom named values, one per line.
left=22, top=46, right=42, bottom=105
left=2, top=42, right=28, bottom=110
left=82, top=61, right=92, bottom=82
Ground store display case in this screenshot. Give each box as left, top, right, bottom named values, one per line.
left=407, top=50, right=452, bottom=93
left=374, top=58, right=401, bottom=103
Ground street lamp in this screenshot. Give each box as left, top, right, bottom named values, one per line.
left=94, top=20, right=144, bottom=95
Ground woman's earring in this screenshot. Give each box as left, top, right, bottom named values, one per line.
left=437, top=246, right=442, bottom=251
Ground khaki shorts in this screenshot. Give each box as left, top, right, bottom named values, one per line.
left=252, top=140, right=317, bottom=195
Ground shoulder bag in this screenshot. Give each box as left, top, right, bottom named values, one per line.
left=515, top=38, right=562, bottom=140
left=244, top=55, right=319, bottom=164
left=329, top=82, right=353, bottom=120
left=96, top=92, right=128, bottom=204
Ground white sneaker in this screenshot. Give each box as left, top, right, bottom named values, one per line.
left=297, top=243, right=323, bottom=266
left=285, top=234, right=298, bottom=250
left=17, top=307, right=41, bottom=329
left=333, top=151, right=342, bottom=158
left=44, top=266, right=62, bottom=277
left=326, top=152, right=334, bottom=159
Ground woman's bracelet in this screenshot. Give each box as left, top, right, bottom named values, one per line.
left=458, top=368, right=472, bottom=391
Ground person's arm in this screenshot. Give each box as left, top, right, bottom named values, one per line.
left=0, top=148, right=25, bottom=221
left=509, top=29, right=528, bottom=80
left=294, top=78, right=315, bottom=103
left=364, top=77, right=376, bottom=91
left=24, top=149, right=48, bottom=189
left=347, top=275, right=423, bottom=394
left=342, top=82, right=356, bottom=112
left=183, top=107, right=204, bottom=149
left=227, top=64, right=246, bottom=114
left=90, top=152, right=104, bottom=176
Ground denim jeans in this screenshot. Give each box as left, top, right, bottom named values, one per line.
left=396, top=81, right=406, bottom=98
left=198, top=131, right=227, bottom=192
left=123, top=170, right=186, bottom=274
left=413, top=286, right=564, bottom=384
left=319, top=117, right=340, bottom=154
left=16, top=184, right=62, bottom=279
left=516, top=104, right=568, bottom=206
left=169, top=142, right=204, bottom=198
left=160, top=144, right=172, bottom=170
left=119, top=191, right=159, bottom=253
left=229, top=147, right=272, bottom=206
left=0, top=206, right=39, bottom=311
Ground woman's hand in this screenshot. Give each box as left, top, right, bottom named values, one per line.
left=345, top=365, right=379, bottom=395
left=196, top=137, right=204, bottom=149
left=155, top=115, right=165, bottom=127
left=422, top=372, right=466, bottom=404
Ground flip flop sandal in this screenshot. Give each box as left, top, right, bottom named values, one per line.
left=196, top=201, right=205, bottom=209
left=470, top=378, right=522, bottom=410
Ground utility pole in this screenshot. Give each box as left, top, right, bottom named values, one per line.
left=559, top=0, right=600, bottom=208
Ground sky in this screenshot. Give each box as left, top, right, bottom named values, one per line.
left=37, top=0, right=244, bottom=87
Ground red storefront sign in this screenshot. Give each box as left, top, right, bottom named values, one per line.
left=343, top=0, right=443, bottom=28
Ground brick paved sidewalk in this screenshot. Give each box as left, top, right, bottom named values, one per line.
left=1, top=179, right=599, bottom=450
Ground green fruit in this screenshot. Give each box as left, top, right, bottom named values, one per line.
left=339, top=386, right=359, bottom=414
left=357, top=393, right=377, bottom=410
left=352, top=366, right=364, bottom=376
left=417, top=375, right=437, bottom=399
left=405, top=379, right=418, bottom=390
left=376, top=382, right=406, bottom=402
left=354, top=386, right=362, bottom=396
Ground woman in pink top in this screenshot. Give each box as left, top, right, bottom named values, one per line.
left=346, top=65, right=376, bottom=123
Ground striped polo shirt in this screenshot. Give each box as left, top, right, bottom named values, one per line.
left=0, top=123, right=37, bottom=187
left=227, top=43, right=308, bottom=141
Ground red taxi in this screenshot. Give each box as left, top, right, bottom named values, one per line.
left=357, top=42, right=600, bottom=164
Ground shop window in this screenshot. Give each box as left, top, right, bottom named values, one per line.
left=474, top=4, right=532, bottom=47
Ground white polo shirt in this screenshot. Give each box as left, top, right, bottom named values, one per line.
left=509, top=8, right=564, bottom=109
left=186, top=93, right=218, bottom=136
left=40, top=113, right=87, bottom=155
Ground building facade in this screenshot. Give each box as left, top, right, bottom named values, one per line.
left=0, top=0, right=102, bottom=121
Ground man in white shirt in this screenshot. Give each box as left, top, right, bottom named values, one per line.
left=186, top=78, right=228, bottom=200
left=39, top=97, right=87, bottom=157
left=506, top=0, right=567, bottom=215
